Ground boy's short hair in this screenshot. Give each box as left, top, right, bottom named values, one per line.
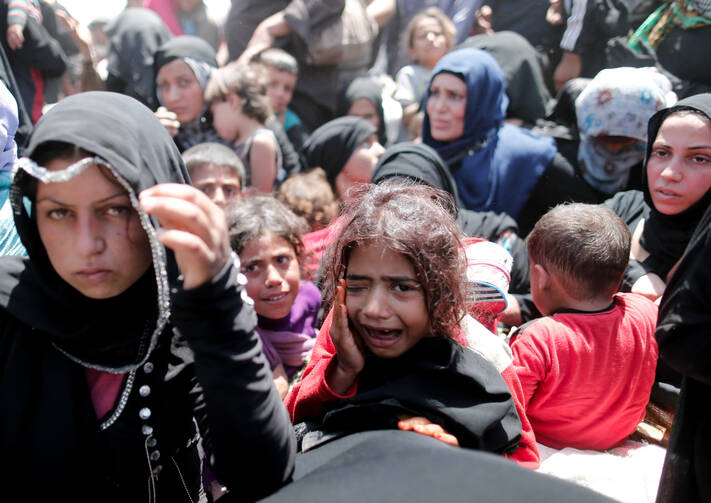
left=204, top=62, right=272, bottom=123
left=526, top=203, right=630, bottom=300
left=256, top=47, right=299, bottom=76
left=403, top=7, right=456, bottom=54
left=182, top=142, right=245, bottom=187
left=276, top=168, right=338, bottom=231
left=227, top=195, right=308, bottom=257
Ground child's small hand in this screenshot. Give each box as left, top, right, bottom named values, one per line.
left=7, top=24, right=24, bottom=50
left=397, top=415, right=460, bottom=447
left=327, top=279, right=365, bottom=394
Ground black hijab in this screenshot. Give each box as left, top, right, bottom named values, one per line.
left=640, top=93, right=711, bottom=279
left=153, top=34, right=218, bottom=72
left=301, top=116, right=376, bottom=188
left=338, top=76, right=388, bottom=147
left=371, top=142, right=518, bottom=240
left=2, top=91, right=188, bottom=370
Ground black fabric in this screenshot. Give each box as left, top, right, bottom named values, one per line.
left=266, top=115, right=302, bottom=180
left=338, top=76, right=387, bottom=147
left=371, top=142, right=530, bottom=293
left=639, top=94, right=711, bottom=280
left=105, top=7, right=172, bottom=109
left=259, top=430, right=616, bottom=503
left=301, top=115, right=375, bottom=187
left=459, top=31, right=553, bottom=125
left=153, top=34, right=218, bottom=72
left=655, top=194, right=711, bottom=503
left=318, top=337, right=521, bottom=453
left=0, top=91, right=295, bottom=501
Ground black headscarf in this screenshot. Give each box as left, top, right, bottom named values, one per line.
left=153, top=35, right=218, bottom=80
left=105, top=7, right=172, bottom=110
left=338, top=76, right=388, bottom=147
left=1, top=91, right=188, bottom=370
left=371, top=142, right=518, bottom=240
left=301, top=116, right=376, bottom=188
left=639, top=93, right=711, bottom=279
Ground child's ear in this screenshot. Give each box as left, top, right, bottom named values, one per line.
left=227, top=92, right=243, bottom=110
left=532, top=263, right=551, bottom=291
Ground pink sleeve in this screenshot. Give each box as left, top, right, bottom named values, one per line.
left=500, top=365, right=541, bottom=469
left=284, top=309, right=358, bottom=421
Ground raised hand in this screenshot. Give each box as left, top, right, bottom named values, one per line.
left=326, top=279, right=366, bottom=394
left=139, top=183, right=231, bottom=289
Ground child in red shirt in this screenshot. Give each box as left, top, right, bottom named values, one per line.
left=285, top=181, right=540, bottom=467
left=510, top=203, right=659, bottom=450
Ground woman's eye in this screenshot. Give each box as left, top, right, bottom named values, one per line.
left=105, top=206, right=129, bottom=217
left=276, top=255, right=292, bottom=265
left=179, top=79, right=191, bottom=88
left=47, top=208, right=70, bottom=220
left=242, top=264, right=259, bottom=274
left=651, top=148, right=668, bottom=158
left=429, top=89, right=439, bottom=98
left=450, top=93, right=465, bottom=102
left=692, top=154, right=711, bottom=164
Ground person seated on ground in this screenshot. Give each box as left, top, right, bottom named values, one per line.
left=510, top=203, right=659, bottom=451
left=205, top=61, right=282, bottom=193
left=153, top=35, right=223, bottom=152
left=0, top=91, right=295, bottom=501
left=421, top=48, right=598, bottom=236
left=370, top=141, right=530, bottom=295
left=570, top=66, right=677, bottom=198
left=182, top=141, right=245, bottom=211
left=285, top=181, right=540, bottom=468
left=392, top=7, right=455, bottom=135
left=256, top=47, right=308, bottom=153
left=227, top=195, right=321, bottom=399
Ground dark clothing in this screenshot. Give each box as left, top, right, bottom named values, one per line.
left=459, top=31, right=554, bottom=125
left=0, top=92, right=295, bottom=502
left=338, top=76, right=387, bottom=147
left=259, top=430, right=616, bottom=503
left=654, top=92, right=711, bottom=503
left=105, top=7, right=172, bottom=110
left=0, top=37, right=32, bottom=152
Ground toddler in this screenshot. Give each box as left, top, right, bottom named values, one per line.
left=205, top=62, right=282, bottom=193
left=510, top=203, right=659, bottom=450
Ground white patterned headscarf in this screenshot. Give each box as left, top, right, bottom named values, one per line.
left=692, top=0, right=711, bottom=17
left=575, top=67, right=677, bottom=194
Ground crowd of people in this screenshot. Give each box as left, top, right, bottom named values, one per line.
left=1, top=0, right=710, bottom=502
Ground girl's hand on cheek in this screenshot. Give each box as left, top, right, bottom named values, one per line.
left=139, top=183, right=231, bottom=289
left=327, top=279, right=365, bottom=395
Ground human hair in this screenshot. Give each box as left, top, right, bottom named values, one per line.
left=526, top=203, right=631, bottom=300
left=182, top=142, right=246, bottom=186
left=256, top=47, right=299, bottom=76
left=320, top=181, right=465, bottom=340
left=276, top=168, right=338, bottom=232
left=403, top=7, right=456, bottom=55
left=227, top=195, right=308, bottom=258
left=204, top=61, right=272, bottom=123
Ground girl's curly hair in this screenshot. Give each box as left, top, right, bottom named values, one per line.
left=320, top=180, right=466, bottom=340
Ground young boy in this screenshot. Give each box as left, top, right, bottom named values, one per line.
left=182, top=142, right=245, bottom=210
left=510, top=203, right=658, bottom=451
left=256, top=48, right=308, bottom=153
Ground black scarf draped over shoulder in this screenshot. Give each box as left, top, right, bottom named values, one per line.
left=640, top=93, right=711, bottom=279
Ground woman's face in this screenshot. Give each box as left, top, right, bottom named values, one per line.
left=156, top=59, right=204, bottom=124
left=647, top=112, right=711, bottom=215
left=426, top=73, right=467, bottom=143
left=35, top=159, right=152, bottom=299
left=335, top=134, right=385, bottom=200
left=348, top=98, right=380, bottom=133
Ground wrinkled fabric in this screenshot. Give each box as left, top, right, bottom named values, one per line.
left=575, top=67, right=677, bottom=194
left=422, top=48, right=556, bottom=218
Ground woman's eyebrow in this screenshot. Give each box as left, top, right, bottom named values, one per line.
left=384, top=275, right=419, bottom=283
left=36, top=191, right=128, bottom=205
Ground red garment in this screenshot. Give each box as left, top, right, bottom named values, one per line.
left=29, top=67, right=43, bottom=123
left=285, top=309, right=541, bottom=468
left=143, top=0, right=184, bottom=35
left=85, top=368, right=125, bottom=419
left=510, top=293, right=659, bottom=450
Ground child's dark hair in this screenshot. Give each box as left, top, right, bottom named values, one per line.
left=227, top=195, right=308, bottom=257
left=403, top=7, right=456, bottom=58
left=276, top=168, right=338, bottom=231
left=256, top=47, right=299, bottom=76
left=204, top=62, right=272, bottom=123
left=182, top=142, right=246, bottom=187
left=320, top=180, right=465, bottom=340
left=526, top=203, right=630, bottom=300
